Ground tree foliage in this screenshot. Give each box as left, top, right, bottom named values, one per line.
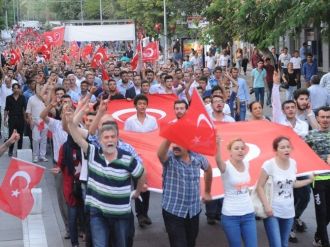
left=204, top=0, right=330, bottom=48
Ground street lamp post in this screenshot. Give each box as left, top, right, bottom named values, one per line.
left=163, top=0, right=167, bottom=61
left=80, top=0, right=84, bottom=25
left=99, top=0, right=103, bottom=25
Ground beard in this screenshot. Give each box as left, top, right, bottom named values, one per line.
left=101, top=143, right=116, bottom=154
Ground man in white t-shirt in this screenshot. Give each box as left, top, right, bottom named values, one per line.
left=209, top=95, right=235, bottom=122
left=0, top=76, right=13, bottom=139
left=26, top=83, right=48, bottom=163
left=206, top=53, right=217, bottom=73
left=278, top=47, right=292, bottom=74
left=124, top=94, right=158, bottom=132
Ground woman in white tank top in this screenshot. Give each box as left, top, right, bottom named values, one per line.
left=216, top=136, right=258, bottom=247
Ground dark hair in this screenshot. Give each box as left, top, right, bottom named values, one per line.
left=134, top=94, right=148, bottom=106
left=12, top=83, right=20, bottom=89
left=306, top=53, right=313, bottom=57
left=120, top=71, right=128, bottom=77
left=61, top=94, right=71, bottom=100
left=213, top=66, right=222, bottom=73
left=281, top=100, right=296, bottom=110
left=141, top=80, right=150, bottom=86
left=265, top=57, right=271, bottom=61
left=310, top=75, right=320, bottom=85
left=257, top=59, right=264, bottom=63
left=248, top=101, right=263, bottom=112
left=315, top=106, right=330, bottom=116
left=272, top=136, right=291, bottom=151
left=80, top=80, right=89, bottom=86
left=175, top=68, right=182, bottom=73
left=174, top=99, right=188, bottom=109
left=55, top=87, right=65, bottom=94
left=87, top=112, right=97, bottom=117
left=293, top=88, right=309, bottom=100
left=145, top=69, right=154, bottom=75
left=211, top=95, right=224, bottom=103
left=211, top=85, right=224, bottom=95
left=164, top=75, right=173, bottom=81
left=199, top=76, right=208, bottom=83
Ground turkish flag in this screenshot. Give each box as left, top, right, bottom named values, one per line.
left=142, top=41, right=159, bottom=62
left=9, top=49, right=20, bottom=65
left=43, top=27, right=65, bottom=47
left=70, top=41, right=80, bottom=60
left=81, top=44, right=93, bottom=60
left=37, top=121, right=45, bottom=131
left=130, top=53, right=139, bottom=71
left=102, top=66, right=110, bottom=81
left=38, top=44, right=51, bottom=60
left=0, top=158, right=45, bottom=219
left=106, top=94, right=329, bottom=198
left=91, top=47, right=108, bottom=68
left=160, top=89, right=216, bottom=155
left=62, top=53, right=71, bottom=65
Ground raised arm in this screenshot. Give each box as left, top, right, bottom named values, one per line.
left=272, top=71, right=283, bottom=123
left=215, top=135, right=226, bottom=173
left=66, top=111, right=89, bottom=154
left=89, top=97, right=109, bottom=135
left=157, top=139, right=171, bottom=164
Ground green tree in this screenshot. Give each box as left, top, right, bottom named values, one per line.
left=205, top=0, right=330, bottom=49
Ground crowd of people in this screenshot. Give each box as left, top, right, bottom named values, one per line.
left=0, top=36, right=330, bottom=247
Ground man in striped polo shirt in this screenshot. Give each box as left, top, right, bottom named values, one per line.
left=67, top=113, right=146, bottom=247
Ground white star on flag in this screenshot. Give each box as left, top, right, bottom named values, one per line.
left=75, top=163, right=82, bottom=176
left=192, top=136, right=201, bottom=144
left=11, top=189, right=20, bottom=198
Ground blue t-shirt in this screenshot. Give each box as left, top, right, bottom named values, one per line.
left=252, top=68, right=266, bottom=88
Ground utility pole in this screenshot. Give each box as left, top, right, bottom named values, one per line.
left=13, top=0, right=16, bottom=25
left=99, top=0, right=103, bottom=25
left=80, top=0, right=84, bottom=25
left=4, top=0, right=8, bottom=29
left=163, top=0, right=168, bottom=61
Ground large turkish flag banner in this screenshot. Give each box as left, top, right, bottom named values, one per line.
left=0, top=158, right=45, bottom=219
left=107, top=95, right=329, bottom=198
left=142, top=41, right=159, bottom=62
left=107, top=94, right=178, bottom=129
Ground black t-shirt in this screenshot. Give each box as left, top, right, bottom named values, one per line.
left=284, top=70, right=297, bottom=86
left=5, top=94, right=26, bottom=118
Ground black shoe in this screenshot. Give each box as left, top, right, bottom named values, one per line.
left=289, top=231, right=298, bottom=243
left=137, top=215, right=148, bottom=227
left=295, top=218, right=307, bottom=232
left=144, top=215, right=152, bottom=225
left=207, top=217, right=216, bottom=225
left=64, top=231, right=70, bottom=239
left=8, top=152, right=13, bottom=157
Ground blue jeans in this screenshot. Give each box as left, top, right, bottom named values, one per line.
left=263, top=216, right=294, bottom=247
left=236, top=102, right=247, bottom=121
left=68, top=205, right=83, bottom=246
left=90, top=210, right=133, bottom=247
left=221, top=212, right=258, bottom=247
left=254, top=87, right=265, bottom=107
left=286, top=86, right=297, bottom=100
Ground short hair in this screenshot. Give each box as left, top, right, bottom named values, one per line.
left=98, top=124, right=118, bottom=138
left=257, top=59, right=264, bottom=63
left=174, top=100, right=188, bottom=109
left=134, top=94, right=148, bottom=106
left=293, top=88, right=309, bottom=100
left=164, top=75, right=173, bottom=81
left=248, top=101, right=263, bottom=112
left=12, top=83, right=20, bottom=89
left=310, top=75, right=320, bottom=85
left=101, top=120, right=119, bottom=132
left=80, top=80, right=89, bottom=86
left=306, top=53, right=313, bottom=57
left=211, top=85, right=224, bottom=95
left=141, top=80, right=150, bottom=86
left=213, top=66, right=222, bottom=73
left=265, top=57, right=271, bottom=62
left=55, top=87, right=65, bottom=93
left=174, top=68, right=182, bottom=73
left=145, top=69, right=154, bottom=76
left=120, top=71, right=128, bottom=77
left=199, top=76, right=208, bottom=83
left=61, top=94, right=71, bottom=100
left=211, top=94, right=224, bottom=103
left=281, top=100, right=296, bottom=110
left=315, top=106, right=330, bottom=116
left=87, top=112, right=97, bottom=117
left=272, top=136, right=291, bottom=151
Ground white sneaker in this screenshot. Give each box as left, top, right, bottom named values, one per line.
left=39, top=157, right=48, bottom=162
left=33, top=157, right=39, bottom=163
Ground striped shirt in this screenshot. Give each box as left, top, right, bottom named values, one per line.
left=85, top=144, right=144, bottom=218
left=161, top=151, right=209, bottom=218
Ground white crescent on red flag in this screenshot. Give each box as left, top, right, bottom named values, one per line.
left=159, top=89, right=216, bottom=155
left=107, top=97, right=329, bottom=198
left=91, top=47, right=108, bottom=68
left=142, top=41, right=159, bottom=62
left=0, top=158, right=45, bottom=219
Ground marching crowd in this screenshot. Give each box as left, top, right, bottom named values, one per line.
left=0, top=38, right=330, bottom=247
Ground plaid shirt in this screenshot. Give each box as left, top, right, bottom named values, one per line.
left=305, top=129, right=330, bottom=163
left=161, top=151, right=209, bottom=218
